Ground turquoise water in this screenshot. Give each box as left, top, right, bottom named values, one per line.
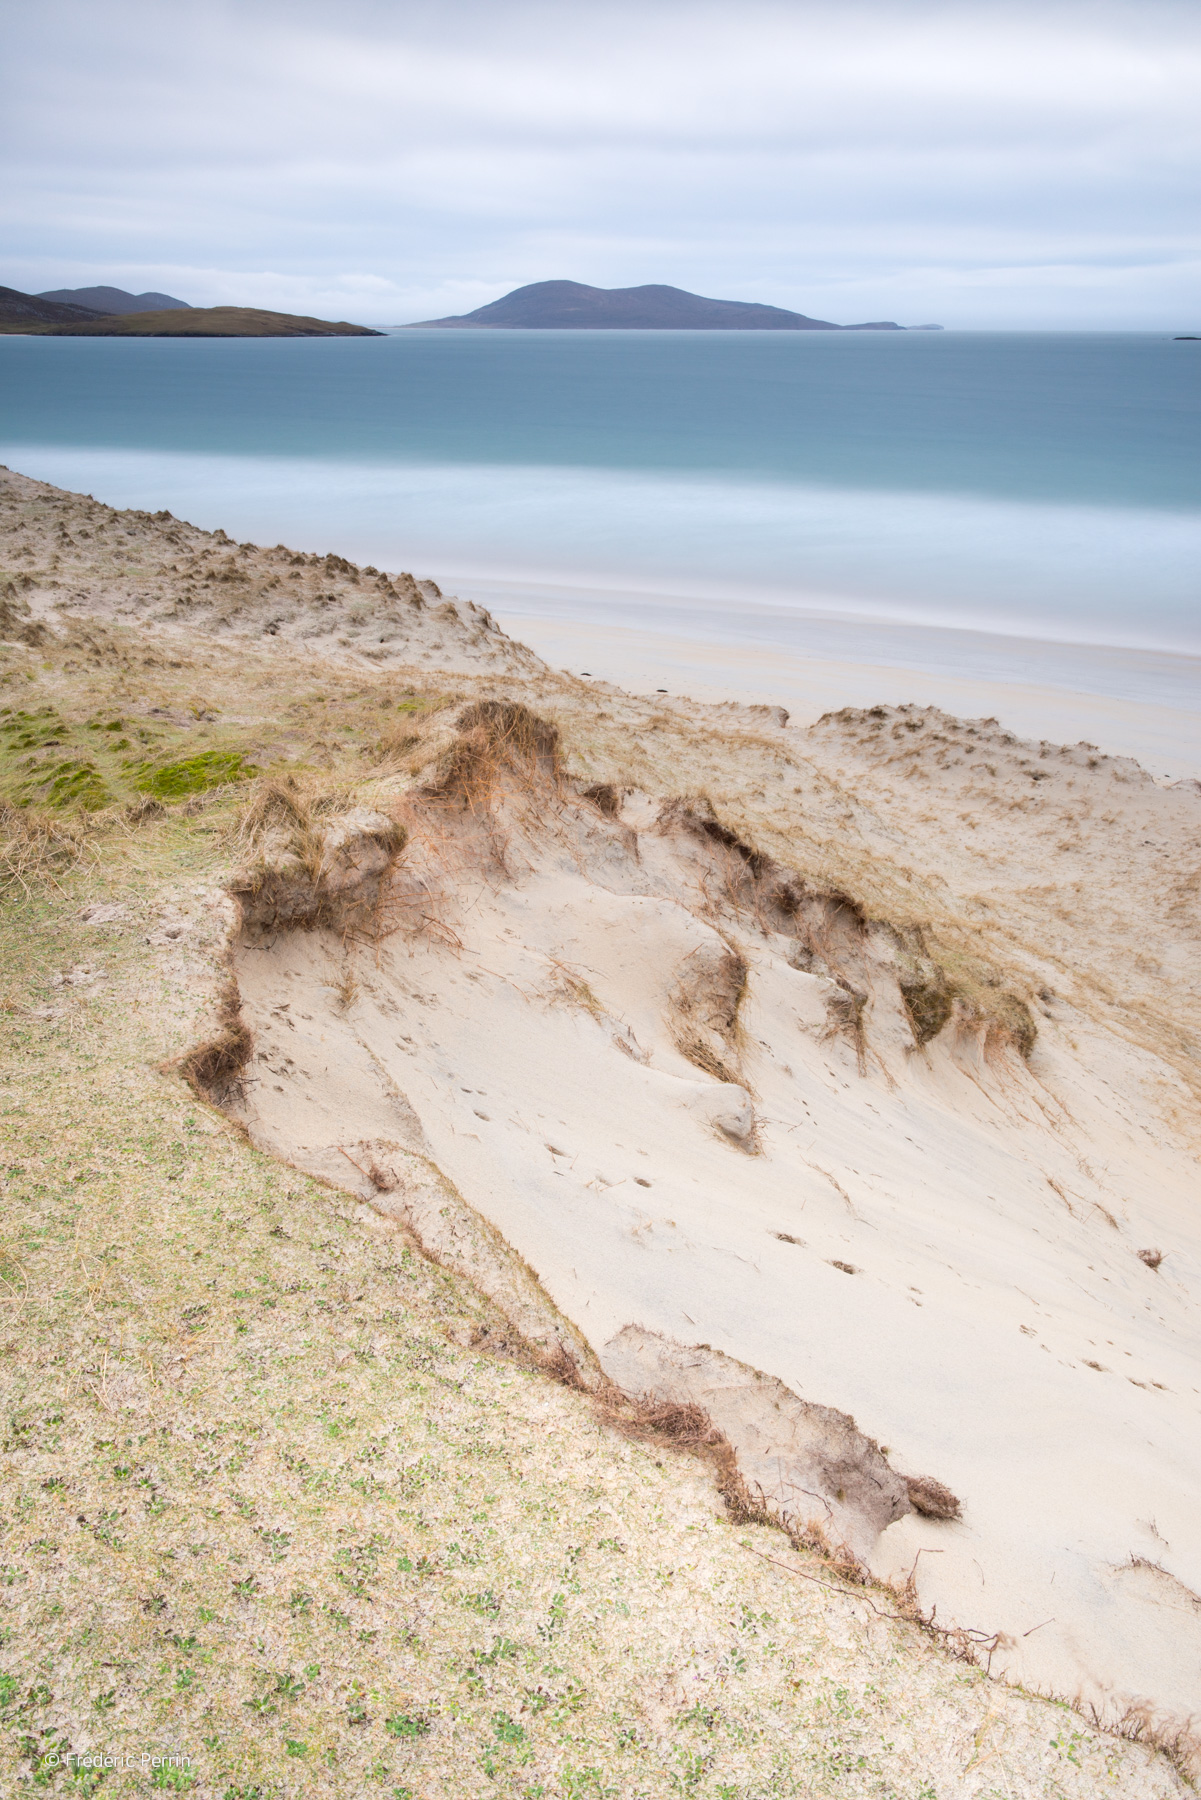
left=1, top=330, right=1198, bottom=653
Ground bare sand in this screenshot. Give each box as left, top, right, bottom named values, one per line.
left=441, top=577, right=1201, bottom=781
left=4, top=463, right=1200, bottom=1778
left=227, top=712, right=1201, bottom=1753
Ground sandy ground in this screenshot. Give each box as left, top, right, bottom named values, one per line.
left=227, top=726, right=1201, bottom=1752
left=4, top=463, right=1200, bottom=1780
left=489, top=605, right=1201, bottom=781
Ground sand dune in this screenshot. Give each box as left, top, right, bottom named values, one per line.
left=4, top=463, right=1199, bottom=1771
left=205, top=702, right=1201, bottom=1751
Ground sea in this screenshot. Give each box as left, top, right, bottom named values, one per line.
left=2, top=329, right=1199, bottom=762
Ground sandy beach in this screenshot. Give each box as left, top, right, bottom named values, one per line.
left=468, top=585, right=1201, bottom=781
left=2, top=464, right=1199, bottom=1792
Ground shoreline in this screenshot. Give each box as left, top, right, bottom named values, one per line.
left=455, top=580, right=1201, bottom=779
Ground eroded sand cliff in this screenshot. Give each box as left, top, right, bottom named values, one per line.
left=4, top=463, right=1199, bottom=1779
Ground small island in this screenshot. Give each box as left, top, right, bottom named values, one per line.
left=44, top=306, right=382, bottom=338
left=0, top=285, right=380, bottom=337
left=410, top=279, right=906, bottom=331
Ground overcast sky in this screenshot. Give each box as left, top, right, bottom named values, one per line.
left=3, top=0, right=1198, bottom=328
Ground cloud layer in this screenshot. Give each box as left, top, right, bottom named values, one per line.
left=3, top=0, right=1199, bottom=327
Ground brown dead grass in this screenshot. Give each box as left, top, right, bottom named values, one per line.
left=426, top=699, right=561, bottom=812
left=0, top=797, right=96, bottom=896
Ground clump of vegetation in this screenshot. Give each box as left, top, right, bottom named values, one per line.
left=35, top=756, right=114, bottom=810
left=898, top=966, right=955, bottom=1046
left=0, top=708, right=115, bottom=810
left=133, top=749, right=257, bottom=799
left=0, top=705, right=68, bottom=751
left=0, top=798, right=93, bottom=894
left=428, top=700, right=560, bottom=811
left=227, top=777, right=405, bottom=935
left=985, top=988, right=1038, bottom=1060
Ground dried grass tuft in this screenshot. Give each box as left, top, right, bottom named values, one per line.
left=671, top=1025, right=742, bottom=1088
left=581, top=781, right=621, bottom=816
left=234, top=775, right=313, bottom=841
left=426, top=700, right=561, bottom=812
left=0, top=797, right=95, bottom=895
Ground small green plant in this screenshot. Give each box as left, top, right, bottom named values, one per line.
left=150, top=1765, right=195, bottom=1792
left=673, top=1747, right=713, bottom=1790
left=560, top=1767, right=614, bottom=1800
left=1050, top=1729, right=1086, bottom=1766
left=537, top=1591, right=566, bottom=1640
left=385, top=1713, right=430, bottom=1740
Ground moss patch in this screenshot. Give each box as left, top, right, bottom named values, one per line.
left=133, top=750, right=257, bottom=800
left=37, top=757, right=114, bottom=811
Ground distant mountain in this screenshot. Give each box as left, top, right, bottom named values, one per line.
left=410, top=280, right=904, bottom=331
left=0, top=284, right=110, bottom=332
left=37, top=285, right=191, bottom=314
left=42, top=305, right=382, bottom=338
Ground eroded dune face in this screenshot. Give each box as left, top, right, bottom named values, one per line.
left=195, top=704, right=1201, bottom=1753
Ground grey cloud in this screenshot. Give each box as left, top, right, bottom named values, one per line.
left=2, top=0, right=1198, bottom=327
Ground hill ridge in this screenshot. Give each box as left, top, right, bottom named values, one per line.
left=411, top=278, right=903, bottom=331
left=36, top=284, right=191, bottom=314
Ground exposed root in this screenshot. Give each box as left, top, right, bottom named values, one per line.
left=590, top=1380, right=770, bottom=1526
left=823, top=978, right=869, bottom=1073
left=176, top=978, right=253, bottom=1102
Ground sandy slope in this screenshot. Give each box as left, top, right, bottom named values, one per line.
left=221, top=734, right=1201, bottom=1747
left=4, top=464, right=1200, bottom=1769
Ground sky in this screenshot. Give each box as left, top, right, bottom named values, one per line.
left=3, top=0, right=1199, bottom=329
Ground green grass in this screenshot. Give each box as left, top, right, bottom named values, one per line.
left=0, top=702, right=258, bottom=817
